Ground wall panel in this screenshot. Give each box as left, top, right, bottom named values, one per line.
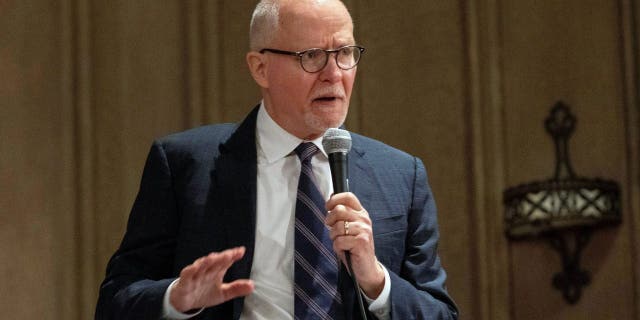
left=625, top=0, right=640, bottom=317
left=464, top=0, right=511, bottom=318
left=354, top=1, right=473, bottom=315
left=90, top=0, right=189, bottom=277
left=0, top=1, right=77, bottom=319
left=500, top=0, right=636, bottom=319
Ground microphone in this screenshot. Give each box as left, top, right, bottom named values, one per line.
left=322, top=128, right=367, bottom=320
left=322, top=128, right=352, bottom=193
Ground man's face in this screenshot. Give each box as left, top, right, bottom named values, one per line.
left=262, top=1, right=357, bottom=140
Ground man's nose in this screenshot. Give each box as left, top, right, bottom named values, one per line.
left=319, top=54, right=343, bottom=82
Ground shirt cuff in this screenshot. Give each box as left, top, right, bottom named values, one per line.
left=163, top=279, right=204, bottom=320
left=361, top=263, right=391, bottom=320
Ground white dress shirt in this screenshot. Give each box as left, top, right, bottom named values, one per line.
left=163, top=104, right=390, bottom=319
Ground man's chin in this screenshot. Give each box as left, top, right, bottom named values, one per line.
left=308, top=121, right=345, bottom=136
left=310, top=108, right=347, bottom=124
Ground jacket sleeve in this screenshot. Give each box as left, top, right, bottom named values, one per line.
left=95, top=141, right=180, bottom=320
left=388, top=157, right=459, bottom=319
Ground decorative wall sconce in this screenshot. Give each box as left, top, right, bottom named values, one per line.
left=503, top=101, right=621, bottom=304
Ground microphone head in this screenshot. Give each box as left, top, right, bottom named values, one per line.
left=322, top=128, right=352, bottom=154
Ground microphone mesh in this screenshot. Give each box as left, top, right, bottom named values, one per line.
left=322, top=128, right=352, bottom=154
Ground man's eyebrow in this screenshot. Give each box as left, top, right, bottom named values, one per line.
left=334, top=40, right=357, bottom=47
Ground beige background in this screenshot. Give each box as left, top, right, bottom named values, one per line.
left=1, top=0, right=639, bottom=319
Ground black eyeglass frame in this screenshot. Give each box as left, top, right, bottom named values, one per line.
left=259, top=45, right=366, bottom=73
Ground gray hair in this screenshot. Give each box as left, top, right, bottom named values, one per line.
left=249, top=0, right=280, bottom=51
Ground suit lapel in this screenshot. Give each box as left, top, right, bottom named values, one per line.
left=349, top=138, right=393, bottom=222
left=209, top=106, right=260, bottom=319
left=347, top=142, right=374, bottom=211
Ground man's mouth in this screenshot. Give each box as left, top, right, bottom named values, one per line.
left=314, top=96, right=338, bottom=102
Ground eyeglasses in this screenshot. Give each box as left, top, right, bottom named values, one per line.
left=259, top=45, right=365, bottom=73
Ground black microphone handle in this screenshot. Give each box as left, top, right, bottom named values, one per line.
left=328, top=152, right=349, bottom=193
left=327, top=152, right=367, bottom=319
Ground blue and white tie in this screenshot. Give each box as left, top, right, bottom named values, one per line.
left=293, top=142, right=342, bottom=320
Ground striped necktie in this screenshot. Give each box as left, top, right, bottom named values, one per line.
left=293, top=142, right=342, bottom=320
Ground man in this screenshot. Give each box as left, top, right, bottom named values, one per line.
left=96, top=0, right=458, bottom=319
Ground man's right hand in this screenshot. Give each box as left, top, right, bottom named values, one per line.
left=169, top=247, right=255, bottom=312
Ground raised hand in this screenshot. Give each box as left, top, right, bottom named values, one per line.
left=169, top=247, right=255, bottom=312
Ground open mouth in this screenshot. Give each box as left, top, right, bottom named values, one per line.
left=314, top=96, right=338, bottom=102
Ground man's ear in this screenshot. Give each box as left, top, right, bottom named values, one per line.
left=247, top=51, right=269, bottom=88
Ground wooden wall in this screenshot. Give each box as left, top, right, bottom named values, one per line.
left=1, top=0, right=638, bottom=319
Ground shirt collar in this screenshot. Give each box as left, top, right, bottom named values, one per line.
left=256, top=101, right=327, bottom=164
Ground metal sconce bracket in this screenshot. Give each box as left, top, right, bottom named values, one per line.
left=503, top=101, right=621, bottom=304
left=548, top=229, right=591, bottom=304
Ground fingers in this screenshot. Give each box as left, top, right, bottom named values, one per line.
left=325, top=192, right=370, bottom=227
left=220, top=279, right=255, bottom=301
left=178, top=247, right=246, bottom=290
left=325, top=192, right=363, bottom=212
left=325, top=192, right=373, bottom=251
left=324, top=193, right=377, bottom=269
left=331, top=224, right=373, bottom=251
left=171, top=247, right=252, bottom=311
left=203, top=247, right=245, bottom=280
left=329, top=220, right=370, bottom=240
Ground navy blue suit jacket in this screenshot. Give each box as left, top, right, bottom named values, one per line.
left=96, top=107, right=458, bottom=319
